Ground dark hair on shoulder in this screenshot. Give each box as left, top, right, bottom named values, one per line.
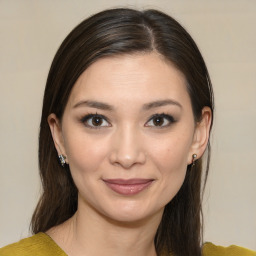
left=31, top=8, right=214, bottom=256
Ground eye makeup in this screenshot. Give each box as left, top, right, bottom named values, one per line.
left=79, top=112, right=177, bottom=130
left=80, top=113, right=111, bottom=129
left=145, top=113, right=176, bottom=128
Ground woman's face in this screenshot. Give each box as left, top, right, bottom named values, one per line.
left=49, top=53, right=210, bottom=223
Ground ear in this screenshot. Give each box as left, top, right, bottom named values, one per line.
left=48, top=113, right=69, bottom=164
left=187, top=107, right=212, bottom=164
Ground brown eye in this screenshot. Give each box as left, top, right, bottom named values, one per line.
left=82, top=114, right=110, bottom=128
left=91, top=116, right=103, bottom=126
left=145, top=114, right=175, bottom=128
left=153, top=116, right=164, bottom=126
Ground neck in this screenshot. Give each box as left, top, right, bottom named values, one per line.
left=48, top=200, right=163, bottom=256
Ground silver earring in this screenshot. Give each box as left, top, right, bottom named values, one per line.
left=192, top=154, right=197, bottom=167
left=58, top=154, right=66, bottom=167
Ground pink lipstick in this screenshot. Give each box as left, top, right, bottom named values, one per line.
left=103, top=179, right=153, bottom=196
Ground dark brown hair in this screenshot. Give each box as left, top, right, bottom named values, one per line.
left=32, top=8, right=214, bottom=256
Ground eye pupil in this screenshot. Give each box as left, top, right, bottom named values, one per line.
left=92, top=116, right=103, bottom=126
left=153, top=117, right=164, bottom=126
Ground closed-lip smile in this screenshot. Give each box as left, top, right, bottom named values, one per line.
left=103, top=179, right=154, bottom=196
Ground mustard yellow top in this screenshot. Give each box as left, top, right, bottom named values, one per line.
left=0, top=233, right=255, bottom=256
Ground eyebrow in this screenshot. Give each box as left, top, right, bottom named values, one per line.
left=73, top=100, right=114, bottom=111
left=142, top=99, right=182, bottom=110
left=73, top=99, right=182, bottom=111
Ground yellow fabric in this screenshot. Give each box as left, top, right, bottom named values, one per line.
left=202, top=242, right=256, bottom=256
left=0, top=233, right=67, bottom=256
left=0, top=233, right=255, bottom=256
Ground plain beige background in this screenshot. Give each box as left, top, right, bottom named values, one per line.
left=0, top=0, right=255, bottom=250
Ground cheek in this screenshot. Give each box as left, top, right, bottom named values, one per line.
left=156, top=146, right=188, bottom=190
left=63, top=133, right=111, bottom=200
left=63, top=131, right=109, bottom=176
left=148, top=132, right=193, bottom=198
left=149, top=132, right=192, bottom=173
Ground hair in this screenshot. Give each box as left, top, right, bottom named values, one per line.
left=31, top=8, right=214, bottom=256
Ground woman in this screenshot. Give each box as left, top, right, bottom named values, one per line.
left=0, top=8, right=255, bottom=256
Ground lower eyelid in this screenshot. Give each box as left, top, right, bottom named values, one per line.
left=145, top=114, right=175, bottom=126
left=80, top=114, right=112, bottom=128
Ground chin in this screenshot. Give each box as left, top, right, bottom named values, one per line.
left=99, top=199, right=164, bottom=225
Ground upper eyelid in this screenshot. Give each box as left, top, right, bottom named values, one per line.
left=147, top=113, right=175, bottom=121
left=82, top=113, right=109, bottom=121
left=145, top=113, right=175, bottom=127
left=81, top=114, right=111, bottom=127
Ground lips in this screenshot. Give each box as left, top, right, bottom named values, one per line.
left=103, top=179, right=154, bottom=196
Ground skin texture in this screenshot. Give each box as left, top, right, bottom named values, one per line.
left=48, top=53, right=211, bottom=256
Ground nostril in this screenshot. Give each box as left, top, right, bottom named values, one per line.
left=109, top=150, right=146, bottom=169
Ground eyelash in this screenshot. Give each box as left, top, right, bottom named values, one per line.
left=81, top=113, right=111, bottom=129
left=80, top=113, right=176, bottom=129
left=145, top=113, right=176, bottom=128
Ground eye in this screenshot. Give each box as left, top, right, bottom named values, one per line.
left=81, top=114, right=111, bottom=128
left=145, top=113, right=175, bottom=128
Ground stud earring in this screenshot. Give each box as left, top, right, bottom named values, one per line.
left=192, top=154, right=197, bottom=167
left=58, top=154, right=66, bottom=167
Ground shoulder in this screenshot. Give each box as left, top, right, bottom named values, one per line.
left=202, top=242, right=256, bottom=256
left=0, top=233, right=67, bottom=256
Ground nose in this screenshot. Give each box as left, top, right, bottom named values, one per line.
left=109, top=125, right=146, bottom=169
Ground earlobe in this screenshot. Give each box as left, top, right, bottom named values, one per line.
left=48, top=113, right=68, bottom=163
left=188, top=107, right=212, bottom=164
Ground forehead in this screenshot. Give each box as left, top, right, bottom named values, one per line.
left=68, top=53, right=190, bottom=107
